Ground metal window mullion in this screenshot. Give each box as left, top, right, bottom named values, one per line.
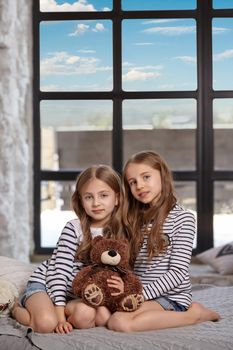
left=196, top=0, right=214, bottom=252
left=112, top=0, right=123, bottom=173
left=33, top=0, right=42, bottom=253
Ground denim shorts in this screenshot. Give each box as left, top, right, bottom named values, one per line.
left=155, top=297, right=187, bottom=312
left=20, top=281, right=47, bottom=307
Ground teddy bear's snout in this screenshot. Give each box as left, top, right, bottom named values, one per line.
left=101, top=250, right=121, bottom=265
left=108, top=250, right=117, bottom=257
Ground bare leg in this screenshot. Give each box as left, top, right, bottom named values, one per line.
left=107, top=301, right=220, bottom=333
left=12, top=292, right=58, bottom=333
left=11, top=299, right=30, bottom=326
left=65, top=300, right=96, bottom=329
left=95, top=306, right=111, bottom=327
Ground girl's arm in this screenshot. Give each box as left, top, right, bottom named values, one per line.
left=46, top=221, right=81, bottom=306
left=54, top=305, right=73, bottom=334
left=142, top=211, right=195, bottom=300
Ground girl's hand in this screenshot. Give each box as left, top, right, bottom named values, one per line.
left=107, top=275, right=124, bottom=296
left=55, top=320, right=73, bottom=334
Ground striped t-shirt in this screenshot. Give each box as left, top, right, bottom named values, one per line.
left=29, top=219, right=103, bottom=306
left=133, top=204, right=195, bottom=308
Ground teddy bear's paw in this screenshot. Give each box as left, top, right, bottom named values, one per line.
left=84, top=284, right=103, bottom=307
left=121, top=294, right=144, bottom=312
left=136, top=294, right=144, bottom=307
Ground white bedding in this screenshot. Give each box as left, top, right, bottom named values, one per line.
left=0, top=256, right=233, bottom=350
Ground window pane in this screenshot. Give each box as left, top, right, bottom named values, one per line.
left=40, top=100, right=112, bottom=170
left=213, top=0, right=233, bottom=9
left=214, top=182, right=233, bottom=247
left=213, top=18, right=233, bottom=90
left=122, top=0, right=196, bottom=10
left=174, top=181, right=197, bottom=248
left=40, top=20, right=112, bottom=91
left=213, top=99, right=233, bottom=170
left=40, top=0, right=112, bottom=12
left=41, top=181, right=77, bottom=247
left=123, top=99, right=196, bottom=170
left=122, top=19, right=196, bottom=91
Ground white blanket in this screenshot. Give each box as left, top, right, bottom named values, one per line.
left=0, top=284, right=233, bottom=350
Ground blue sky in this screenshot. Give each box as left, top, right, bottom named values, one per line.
left=39, top=0, right=233, bottom=129
left=40, top=0, right=233, bottom=91
left=39, top=1, right=233, bottom=247
left=39, top=0, right=233, bottom=11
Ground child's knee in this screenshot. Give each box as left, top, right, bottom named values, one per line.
left=69, top=303, right=96, bottom=329
left=107, top=313, right=131, bottom=333
left=95, top=306, right=111, bottom=327
left=32, top=314, right=57, bottom=333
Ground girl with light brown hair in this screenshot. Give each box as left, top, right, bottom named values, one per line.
left=108, top=150, right=220, bottom=332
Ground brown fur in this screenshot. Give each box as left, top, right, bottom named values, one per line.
left=72, top=236, right=144, bottom=313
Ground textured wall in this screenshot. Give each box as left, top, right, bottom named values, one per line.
left=0, top=0, right=33, bottom=261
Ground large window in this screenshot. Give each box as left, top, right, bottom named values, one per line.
left=33, top=0, right=233, bottom=254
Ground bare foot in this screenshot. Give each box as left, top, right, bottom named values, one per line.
left=11, top=298, right=22, bottom=318
left=188, top=302, right=220, bottom=323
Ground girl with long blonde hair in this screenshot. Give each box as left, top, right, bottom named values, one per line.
left=12, top=165, right=125, bottom=333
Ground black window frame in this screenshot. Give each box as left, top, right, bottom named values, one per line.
left=33, top=0, right=233, bottom=255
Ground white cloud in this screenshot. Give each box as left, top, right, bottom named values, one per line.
left=122, top=61, right=134, bottom=67
left=40, top=83, right=101, bottom=91
left=131, top=65, right=163, bottom=71
left=174, top=56, right=196, bottom=64
left=214, top=48, right=233, bottom=61
left=143, top=19, right=179, bottom=25
left=134, top=42, right=154, bottom=46
left=143, top=26, right=195, bottom=35
left=69, top=22, right=105, bottom=36
left=69, top=23, right=90, bottom=36
left=78, top=49, right=96, bottom=54
left=40, top=51, right=111, bottom=76
left=212, top=26, right=230, bottom=35
left=93, top=23, right=105, bottom=32
left=66, top=56, right=81, bottom=64
left=40, top=0, right=96, bottom=12
left=142, top=24, right=229, bottom=36
left=123, top=69, right=161, bottom=82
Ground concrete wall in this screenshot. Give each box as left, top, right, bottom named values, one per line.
left=56, top=129, right=233, bottom=212
left=0, top=0, right=33, bottom=261
left=57, top=129, right=233, bottom=171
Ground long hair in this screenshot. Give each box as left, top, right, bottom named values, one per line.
left=122, top=151, right=177, bottom=267
left=71, top=165, right=124, bottom=264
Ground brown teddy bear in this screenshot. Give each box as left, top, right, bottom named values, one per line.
left=72, top=236, right=144, bottom=313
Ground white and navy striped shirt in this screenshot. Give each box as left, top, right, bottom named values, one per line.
left=29, top=219, right=103, bottom=306
left=134, top=204, right=195, bottom=308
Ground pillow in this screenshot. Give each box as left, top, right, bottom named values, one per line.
left=0, top=256, right=36, bottom=296
left=196, top=242, right=233, bottom=275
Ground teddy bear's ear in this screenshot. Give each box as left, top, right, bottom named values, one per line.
left=92, top=235, right=103, bottom=244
